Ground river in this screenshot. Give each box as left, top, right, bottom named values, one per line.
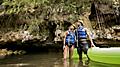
left=0, top=51, right=120, bottom=67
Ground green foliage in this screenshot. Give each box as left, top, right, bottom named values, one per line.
left=0, top=0, right=116, bottom=35
left=28, top=19, right=40, bottom=35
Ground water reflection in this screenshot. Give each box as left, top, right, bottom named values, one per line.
left=0, top=52, right=120, bottom=67
left=63, top=59, right=75, bottom=67
left=63, top=59, right=89, bottom=67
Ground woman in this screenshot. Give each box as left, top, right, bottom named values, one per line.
left=63, top=25, right=76, bottom=60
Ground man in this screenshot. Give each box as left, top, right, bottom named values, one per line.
left=75, top=20, right=94, bottom=61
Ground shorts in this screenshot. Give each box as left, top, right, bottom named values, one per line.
left=65, top=42, right=75, bottom=48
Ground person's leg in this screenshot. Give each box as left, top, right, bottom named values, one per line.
left=69, top=45, right=74, bottom=59
left=83, top=43, right=88, bottom=54
left=63, top=45, right=68, bottom=60
left=83, top=42, right=89, bottom=60
left=77, top=43, right=82, bottom=60
left=82, top=42, right=90, bottom=65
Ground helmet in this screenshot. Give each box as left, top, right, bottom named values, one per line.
left=69, top=25, right=74, bottom=29
left=77, top=20, right=83, bottom=26
left=69, top=25, right=74, bottom=31
left=78, top=20, right=83, bottom=23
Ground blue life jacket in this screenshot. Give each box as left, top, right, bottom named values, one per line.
left=65, top=31, right=75, bottom=44
left=77, top=26, right=87, bottom=39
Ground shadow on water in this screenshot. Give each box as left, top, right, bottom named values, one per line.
left=0, top=52, right=120, bottom=67
left=0, top=52, right=63, bottom=67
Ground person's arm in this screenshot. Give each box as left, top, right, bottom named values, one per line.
left=75, top=29, right=77, bottom=40
left=86, top=29, right=95, bottom=47
left=63, top=31, right=68, bottom=49
left=64, top=31, right=68, bottom=44
left=75, top=29, right=78, bottom=47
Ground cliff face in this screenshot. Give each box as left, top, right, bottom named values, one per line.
left=0, top=0, right=92, bottom=48
left=89, top=1, right=120, bottom=46
left=0, top=0, right=119, bottom=49
left=89, top=2, right=120, bottom=28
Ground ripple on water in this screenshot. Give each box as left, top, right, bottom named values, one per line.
left=0, top=52, right=119, bottom=67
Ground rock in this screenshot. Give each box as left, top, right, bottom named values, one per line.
left=55, top=29, right=62, bottom=37
left=7, top=50, right=13, bottom=55
left=106, top=34, right=113, bottom=39
left=54, top=36, right=62, bottom=42
left=13, top=51, right=18, bottom=55
left=54, top=29, right=63, bottom=42
left=0, top=53, right=6, bottom=59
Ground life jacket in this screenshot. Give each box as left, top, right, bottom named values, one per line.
left=77, top=26, right=87, bottom=39
left=65, top=31, right=75, bottom=44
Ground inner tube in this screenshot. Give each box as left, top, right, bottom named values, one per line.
left=88, top=47, right=120, bottom=64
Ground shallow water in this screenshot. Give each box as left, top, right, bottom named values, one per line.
left=0, top=52, right=120, bottom=67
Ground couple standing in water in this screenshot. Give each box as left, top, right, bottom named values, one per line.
left=63, top=20, right=94, bottom=62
